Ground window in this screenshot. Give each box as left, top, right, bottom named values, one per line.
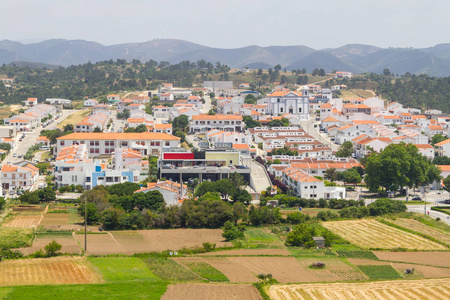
left=86, top=177, right=91, bottom=182
left=280, top=108, right=284, bottom=113
left=90, top=141, right=95, bottom=146
left=95, top=149, right=100, bottom=153
left=106, top=177, right=113, bottom=182
left=60, top=141, right=65, bottom=146
left=299, top=107, right=302, bottom=113
left=165, top=142, right=170, bottom=146
left=121, top=141, right=128, bottom=147
left=98, top=177, right=104, bottom=180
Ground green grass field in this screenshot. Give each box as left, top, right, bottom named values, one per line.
left=0, top=282, right=167, bottom=300
left=184, top=261, right=229, bottom=282
left=0, top=228, right=34, bottom=248
left=336, top=251, right=379, bottom=260
left=144, top=256, right=202, bottom=281
left=357, top=265, right=402, bottom=280
left=89, top=257, right=160, bottom=282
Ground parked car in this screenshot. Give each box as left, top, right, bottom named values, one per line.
left=443, top=199, right=450, bottom=204
left=411, top=196, right=422, bottom=201
left=9, top=190, right=14, bottom=195
left=13, top=153, right=16, bottom=157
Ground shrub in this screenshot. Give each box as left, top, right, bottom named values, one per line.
left=44, top=240, right=62, bottom=257
left=222, top=221, right=245, bottom=241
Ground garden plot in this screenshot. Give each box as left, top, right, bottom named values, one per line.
left=74, top=233, right=128, bottom=255
left=0, top=257, right=103, bottom=286
left=295, top=257, right=367, bottom=281
left=3, top=215, right=42, bottom=228
left=322, top=219, right=446, bottom=250
left=268, top=278, right=450, bottom=300
left=162, top=284, right=262, bottom=300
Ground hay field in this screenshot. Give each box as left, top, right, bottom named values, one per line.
left=374, top=251, right=450, bottom=268
left=75, top=233, right=128, bottom=255
left=322, top=219, right=446, bottom=250
left=268, top=278, right=450, bottom=300
left=387, top=218, right=450, bottom=245
left=161, top=284, right=262, bottom=300
left=40, top=213, right=70, bottom=226
left=0, top=257, right=103, bottom=286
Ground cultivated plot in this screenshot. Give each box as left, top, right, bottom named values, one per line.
left=268, top=278, right=450, bottom=300
left=18, top=236, right=81, bottom=255
left=3, top=215, right=42, bottom=228
left=322, top=219, right=446, bottom=250
left=374, top=251, right=450, bottom=268
left=0, top=257, right=103, bottom=286
left=161, top=283, right=262, bottom=300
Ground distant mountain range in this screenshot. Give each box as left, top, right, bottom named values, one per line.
left=1, top=39, right=450, bottom=76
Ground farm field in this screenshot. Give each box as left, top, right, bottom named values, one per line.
left=18, top=236, right=81, bottom=255
left=161, top=283, right=262, bottom=300
left=0, top=227, right=34, bottom=248
left=0, top=257, right=103, bottom=286
left=385, top=218, right=450, bottom=245
left=322, top=219, right=446, bottom=250
left=3, top=215, right=42, bottom=228
left=199, top=248, right=290, bottom=256
left=374, top=251, right=450, bottom=268
left=268, top=278, right=450, bottom=300
left=89, top=257, right=160, bottom=282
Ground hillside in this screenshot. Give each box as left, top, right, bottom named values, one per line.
left=1, top=39, right=450, bottom=76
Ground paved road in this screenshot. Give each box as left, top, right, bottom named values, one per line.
left=299, top=118, right=338, bottom=152
left=3, top=109, right=72, bottom=166
left=250, top=161, right=271, bottom=193
left=201, top=95, right=212, bottom=114
left=408, top=205, right=450, bottom=224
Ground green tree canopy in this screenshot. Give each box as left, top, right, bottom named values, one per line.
left=431, top=134, right=447, bottom=146
left=335, top=141, right=353, bottom=157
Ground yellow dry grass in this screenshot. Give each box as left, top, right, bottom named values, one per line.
left=268, top=278, right=450, bottom=300
left=387, top=218, right=450, bottom=245
left=322, top=219, right=446, bottom=250
left=162, top=284, right=262, bottom=300
left=339, top=89, right=376, bottom=101
left=0, top=257, right=103, bottom=286
left=57, top=109, right=91, bottom=129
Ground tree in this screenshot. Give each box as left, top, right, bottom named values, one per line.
left=222, top=220, right=245, bottom=241
left=285, top=224, right=317, bottom=248
left=433, top=156, right=450, bottom=165
left=324, top=168, right=338, bottom=182
left=364, top=143, right=440, bottom=193
left=19, top=191, right=40, bottom=204
left=244, top=94, right=256, bottom=104
left=383, top=68, right=391, bottom=76
left=338, top=168, right=362, bottom=186
left=44, top=240, right=62, bottom=257
left=335, top=141, right=353, bottom=157
left=0, top=143, right=11, bottom=151
left=431, top=134, right=446, bottom=146
left=63, top=124, right=74, bottom=132
left=444, top=175, right=450, bottom=192
left=38, top=187, right=56, bottom=202
left=172, top=115, right=189, bottom=132
left=215, top=179, right=236, bottom=200
left=93, top=126, right=102, bottom=132
left=135, top=124, right=148, bottom=132
left=77, top=202, right=100, bottom=224
left=243, top=116, right=261, bottom=128
left=174, top=130, right=186, bottom=142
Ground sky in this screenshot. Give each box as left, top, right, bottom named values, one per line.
left=1, top=0, right=449, bottom=49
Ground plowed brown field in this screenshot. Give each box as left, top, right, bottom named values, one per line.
left=0, top=257, right=103, bottom=286
left=374, top=251, right=450, bottom=268
left=268, top=278, right=450, bottom=300
left=18, top=237, right=81, bottom=255
left=161, top=283, right=262, bottom=300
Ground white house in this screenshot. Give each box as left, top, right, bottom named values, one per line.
left=84, top=99, right=98, bottom=107
left=1, top=164, right=39, bottom=191
left=134, top=180, right=187, bottom=206
left=190, top=114, right=243, bottom=133
left=435, top=139, right=450, bottom=157
left=335, top=124, right=376, bottom=144
left=153, top=106, right=170, bottom=119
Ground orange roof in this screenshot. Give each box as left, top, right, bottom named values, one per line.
left=56, top=132, right=180, bottom=141
left=322, top=116, right=339, bottom=122
left=383, top=115, right=401, bottom=119
left=268, top=90, right=302, bottom=97
left=412, top=115, right=427, bottom=120
left=414, top=144, right=433, bottom=149
left=437, top=165, right=450, bottom=172
left=429, top=125, right=443, bottom=131
left=320, top=103, right=332, bottom=108
left=435, top=139, right=450, bottom=146
left=154, top=124, right=172, bottom=129
left=121, top=148, right=142, bottom=158
left=127, top=118, right=145, bottom=123
left=251, top=110, right=262, bottom=116
left=192, top=114, right=242, bottom=121
left=352, top=120, right=379, bottom=125
left=232, top=144, right=250, bottom=150
left=37, top=136, right=50, bottom=142
left=1, top=165, right=18, bottom=172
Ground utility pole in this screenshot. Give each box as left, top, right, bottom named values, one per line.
left=84, top=197, right=87, bottom=252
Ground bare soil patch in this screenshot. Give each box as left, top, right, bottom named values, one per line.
left=162, top=283, right=262, bottom=300
left=374, top=251, right=450, bottom=268
left=74, top=233, right=127, bottom=255
left=322, top=219, right=446, bottom=250
left=193, top=256, right=345, bottom=283
left=11, top=205, right=45, bottom=214
left=268, top=278, right=450, bottom=300
left=199, top=248, right=290, bottom=256
left=3, top=215, right=42, bottom=228
left=0, top=256, right=103, bottom=286
left=18, top=236, right=81, bottom=255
